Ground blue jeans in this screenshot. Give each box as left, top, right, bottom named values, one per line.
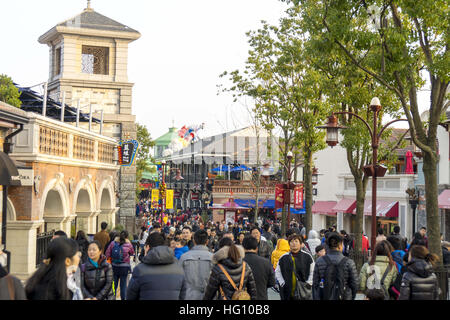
left=112, top=266, right=130, bottom=300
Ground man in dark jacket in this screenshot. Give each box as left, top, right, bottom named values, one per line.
left=127, top=232, right=186, bottom=300
left=243, top=236, right=275, bottom=300
left=312, top=232, right=358, bottom=300
left=262, top=224, right=277, bottom=248
left=390, top=226, right=407, bottom=250
left=250, top=226, right=273, bottom=260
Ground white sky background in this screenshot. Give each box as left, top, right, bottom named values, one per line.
left=0, top=0, right=430, bottom=140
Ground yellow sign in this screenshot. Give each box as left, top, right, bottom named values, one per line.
left=166, top=189, right=174, bottom=209
left=163, top=216, right=168, bottom=224
left=151, top=189, right=159, bottom=208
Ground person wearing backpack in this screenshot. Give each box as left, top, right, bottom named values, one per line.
left=105, top=230, right=135, bottom=300
left=80, top=241, right=114, bottom=300
left=203, top=242, right=257, bottom=300
left=312, top=232, right=358, bottom=300
left=275, top=234, right=314, bottom=300
left=359, top=240, right=398, bottom=300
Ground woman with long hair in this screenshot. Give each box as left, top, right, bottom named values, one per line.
left=359, top=240, right=398, bottom=299
left=105, top=230, right=135, bottom=300
left=80, top=241, right=114, bottom=300
left=203, top=242, right=257, bottom=300
left=399, top=245, right=440, bottom=300
left=25, top=237, right=83, bottom=300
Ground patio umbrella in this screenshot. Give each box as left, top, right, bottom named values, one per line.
left=405, top=150, right=414, bottom=174
left=230, top=165, right=251, bottom=172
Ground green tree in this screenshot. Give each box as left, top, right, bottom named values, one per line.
left=0, top=74, right=21, bottom=108
left=289, top=0, right=449, bottom=264
left=221, top=19, right=331, bottom=234
left=136, top=123, right=155, bottom=198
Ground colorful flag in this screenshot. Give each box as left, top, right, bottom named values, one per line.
left=166, top=189, right=174, bottom=209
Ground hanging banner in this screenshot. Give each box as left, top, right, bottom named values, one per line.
left=275, top=184, right=285, bottom=209
left=166, top=189, right=174, bottom=209
left=151, top=189, right=159, bottom=208
left=294, top=185, right=304, bottom=209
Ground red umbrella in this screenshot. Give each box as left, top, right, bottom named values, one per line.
left=405, top=150, right=414, bottom=174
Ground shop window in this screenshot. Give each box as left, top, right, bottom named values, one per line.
left=81, top=45, right=109, bottom=75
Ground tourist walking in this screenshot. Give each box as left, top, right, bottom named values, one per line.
left=179, top=230, right=214, bottom=300
left=203, top=242, right=257, bottom=300
left=127, top=232, right=186, bottom=300
left=105, top=230, right=135, bottom=300
left=80, top=241, right=114, bottom=300
left=25, top=237, right=83, bottom=300
left=275, top=234, right=314, bottom=300
left=94, top=222, right=110, bottom=254
left=312, top=232, right=358, bottom=300
left=271, top=239, right=290, bottom=270
left=250, top=226, right=273, bottom=260
left=306, top=230, right=321, bottom=256
left=75, top=230, right=90, bottom=264
left=243, top=236, right=275, bottom=300
left=359, top=240, right=398, bottom=299
left=399, top=245, right=440, bottom=300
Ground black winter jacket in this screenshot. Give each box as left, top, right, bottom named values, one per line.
left=203, top=246, right=257, bottom=300
left=80, top=256, right=113, bottom=300
left=243, top=252, right=275, bottom=300
left=399, top=258, right=439, bottom=300
left=312, top=250, right=359, bottom=300
left=126, top=246, right=186, bottom=300
left=442, top=246, right=450, bottom=266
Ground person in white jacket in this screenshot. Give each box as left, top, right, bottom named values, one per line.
left=306, top=230, right=322, bottom=257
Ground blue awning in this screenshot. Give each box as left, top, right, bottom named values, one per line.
left=234, top=199, right=275, bottom=208
left=212, top=165, right=233, bottom=172
left=275, top=201, right=306, bottom=214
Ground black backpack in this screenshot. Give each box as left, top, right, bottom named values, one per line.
left=321, top=256, right=348, bottom=300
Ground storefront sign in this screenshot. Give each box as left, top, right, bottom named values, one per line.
left=174, top=191, right=181, bottom=199
left=11, top=168, right=34, bottom=186
left=191, top=192, right=199, bottom=200
left=294, top=185, right=304, bottom=209
left=118, top=140, right=139, bottom=166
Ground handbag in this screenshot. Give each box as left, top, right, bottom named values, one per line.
left=291, top=255, right=312, bottom=300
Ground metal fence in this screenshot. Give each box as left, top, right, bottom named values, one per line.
left=36, top=230, right=54, bottom=267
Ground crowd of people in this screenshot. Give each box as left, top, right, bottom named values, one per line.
left=0, top=207, right=449, bottom=301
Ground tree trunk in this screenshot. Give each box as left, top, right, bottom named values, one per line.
left=304, top=150, right=313, bottom=233
left=422, top=151, right=444, bottom=265
left=354, top=176, right=366, bottom=271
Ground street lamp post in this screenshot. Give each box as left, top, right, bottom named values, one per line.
left=317, top=97, right=408, bottom=251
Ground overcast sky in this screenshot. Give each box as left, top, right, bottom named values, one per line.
left=0, top=0, right=429, bottom=140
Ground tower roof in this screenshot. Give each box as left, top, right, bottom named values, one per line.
left=39, top=6, right=140, bottom=43
left=154, top=127, right=179, bottom=146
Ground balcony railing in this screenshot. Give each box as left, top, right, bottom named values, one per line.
left=11, top=112, right=117, bottom=167
left=212, top=180, right=276, bottom=196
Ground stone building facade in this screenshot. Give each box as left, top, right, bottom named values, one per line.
left=37, top=3, right=140, bottom=232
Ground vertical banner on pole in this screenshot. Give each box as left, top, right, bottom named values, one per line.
left=151, top=189, right=159, bottom=208
left=294, top=185, right=304, bottom=209
left=275, top=184, right=285, bottom=209
left=166, top=189, right=174, bottom=209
